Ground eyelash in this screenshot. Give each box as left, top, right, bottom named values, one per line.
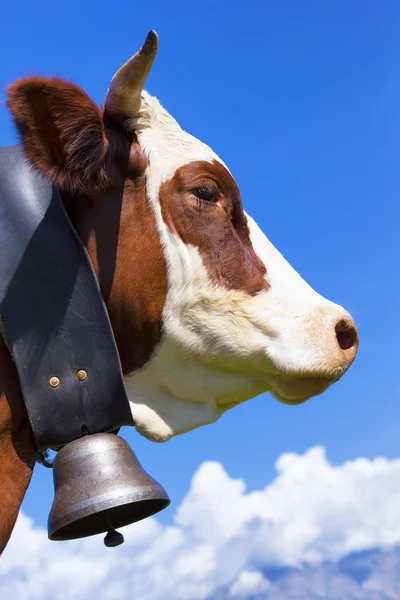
left=192, top=185, right=219, bottom=202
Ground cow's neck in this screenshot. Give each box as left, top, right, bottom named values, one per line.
left=61, top=177, right=168, bottom=376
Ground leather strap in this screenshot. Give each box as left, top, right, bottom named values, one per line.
left=0, top=145, right=133, bottom=452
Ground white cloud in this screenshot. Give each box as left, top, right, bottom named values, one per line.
left=2, top=446, right=400, bottom=599
left=229, top=571, right=271, bottom=598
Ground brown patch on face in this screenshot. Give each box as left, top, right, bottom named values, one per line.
left=159, top=160, right=269, bottom=295
left=0, top=338, right=36, bottom=554
left=63, top=138, right=167, bottom=376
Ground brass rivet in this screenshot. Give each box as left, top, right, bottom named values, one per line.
left=49, top=376, right=60, bottom=388
left=77, top=369, right=88, bottom=381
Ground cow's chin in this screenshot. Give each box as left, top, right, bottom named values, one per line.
left=269, top=374, right=337, bottom=406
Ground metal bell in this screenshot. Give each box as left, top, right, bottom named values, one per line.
left=47, top=433, right=170, bottom=545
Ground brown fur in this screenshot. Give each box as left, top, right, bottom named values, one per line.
left=64, top=176, right=167, bottom=375
left=159, top=160, right=269, bottom=295
left=0, top=338, right=37, bottom=554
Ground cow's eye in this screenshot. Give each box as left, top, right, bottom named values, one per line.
left=192, top=185, right=219, bottom=202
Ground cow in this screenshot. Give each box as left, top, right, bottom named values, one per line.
left=0, top=31, right=358, bottom=553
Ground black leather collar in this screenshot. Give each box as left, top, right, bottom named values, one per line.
left=0, top=145, right=134, bottom=452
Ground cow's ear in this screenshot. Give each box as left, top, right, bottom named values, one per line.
left=7, top=77, right=109, bottom=194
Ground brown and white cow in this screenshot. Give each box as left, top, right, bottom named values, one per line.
left=0, top=31, right=358, bottom=552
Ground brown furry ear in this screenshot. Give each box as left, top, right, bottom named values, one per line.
left=7, top=77, right=110, bottom=194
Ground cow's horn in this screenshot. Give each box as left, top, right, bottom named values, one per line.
left=105, top=30, right=158, bottom=119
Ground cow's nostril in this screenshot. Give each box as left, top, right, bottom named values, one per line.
left=335, top=319, right=358, bottom=351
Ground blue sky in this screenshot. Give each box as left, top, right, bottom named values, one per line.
left=0, top=1, right=399, bottom=597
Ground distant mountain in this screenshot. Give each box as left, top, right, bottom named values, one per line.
left=210, top=547, right=400, bottom=599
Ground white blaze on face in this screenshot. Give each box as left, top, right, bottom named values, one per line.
left=124, top=92, right=358, bottom=442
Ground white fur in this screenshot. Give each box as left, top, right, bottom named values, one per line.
left=124, top=92, right=356, bottom=442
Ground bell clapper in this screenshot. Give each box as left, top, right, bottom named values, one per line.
left=104, top=529, right=124, bottom=547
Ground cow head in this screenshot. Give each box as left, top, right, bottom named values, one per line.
left=6, top=31, right=358, bottom=442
